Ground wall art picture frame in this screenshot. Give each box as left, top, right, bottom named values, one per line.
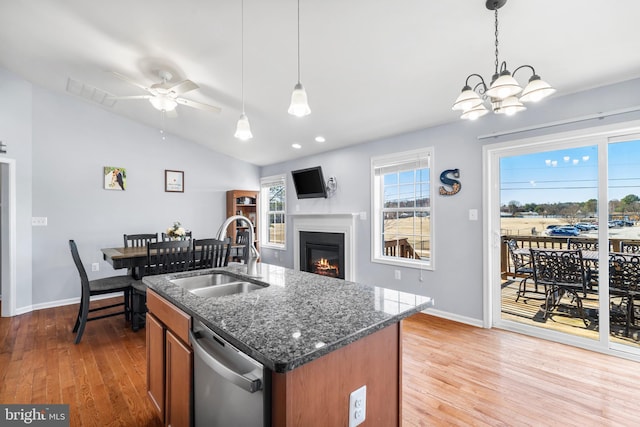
left=165, top=170, right=184, bottom=193
left=104, top=166, right=126, bottom=191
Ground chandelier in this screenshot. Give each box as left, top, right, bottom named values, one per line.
left=452, top=0, right=555, bottom=120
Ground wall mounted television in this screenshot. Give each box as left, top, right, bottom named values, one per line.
left=291, top=166, right=328, bottom=199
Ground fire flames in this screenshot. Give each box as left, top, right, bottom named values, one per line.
left=313, top=258, right=339, bottom=277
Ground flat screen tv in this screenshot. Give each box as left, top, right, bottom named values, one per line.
left=291, top=166, right=328, bottom=199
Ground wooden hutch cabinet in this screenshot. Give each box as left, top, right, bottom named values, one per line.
left=225, top=189, right=259, bottom=251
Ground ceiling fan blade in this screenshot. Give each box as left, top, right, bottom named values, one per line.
left=175, top=98, right=222, bottom=113
left=169, top=79, right=199, bottom=96
left=111, top=71, right=150, bottom=92
left=107, top=95, right=152, bottom=100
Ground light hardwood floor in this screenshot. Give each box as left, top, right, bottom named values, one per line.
left=1, top=300, right=639, bottom=426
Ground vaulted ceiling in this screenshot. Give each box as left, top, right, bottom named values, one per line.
left=2, top=0, right=640, bottom=166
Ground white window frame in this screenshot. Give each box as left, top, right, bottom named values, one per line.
left=260, top=174, right=286, bottom=249
left=371, top=147, right=434, bottom=270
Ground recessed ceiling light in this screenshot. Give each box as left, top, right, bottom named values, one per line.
left=292, top=143, right=302, bottom=149
left=315, top=136, right=326, bottom=143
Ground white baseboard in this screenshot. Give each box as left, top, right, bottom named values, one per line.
left=421, top=307, right=485, bottom=328
left=14, top=292, right=125, bottom=316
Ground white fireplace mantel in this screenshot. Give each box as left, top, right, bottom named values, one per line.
left=292, top=213, right=357, bottom=281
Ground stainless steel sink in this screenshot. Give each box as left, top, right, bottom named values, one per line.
left=170, top=273, right=240, bottom=290
left=169, top=272, right=267, bottom=298
left=189, top=282, right=264, bottom=298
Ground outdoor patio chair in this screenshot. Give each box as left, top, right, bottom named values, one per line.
left=567, top=237, right=602, bottom=291
left=620, top=241, right=640, bottom=254
left=530, top=249, right=591, bottom=326
left=609, top=253, right=640, bottom=337
left=506, top=239, right=536, bottom=302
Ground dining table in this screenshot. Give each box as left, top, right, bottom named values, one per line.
left=101, top=244, right=246, bottom=272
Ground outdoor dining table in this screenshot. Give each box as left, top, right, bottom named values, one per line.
left=514, top=248, right=598, bottom=261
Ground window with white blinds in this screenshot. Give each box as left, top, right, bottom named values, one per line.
left=371, top=148, right=433, bottom=268
left=260, top=174, right=286, bottom=248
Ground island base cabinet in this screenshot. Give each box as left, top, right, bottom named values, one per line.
left=146, top=289, right=193, bottom=427
left=271, top=322, right=402, bottom=427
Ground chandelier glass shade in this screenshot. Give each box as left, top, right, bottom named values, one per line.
left=452, top=0, right=555, bottom=120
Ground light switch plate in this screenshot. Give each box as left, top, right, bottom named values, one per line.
left=469, top=209, right=478, bottom=221
left=349, top=385, right=366, bottom=427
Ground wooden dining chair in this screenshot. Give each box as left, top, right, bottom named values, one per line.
left=130, top=240, right=194, bottom=331
left=530, top=249, right=590, bottom=326
left=69, top=240, right=133, bottom=344
left=193, top=238, right=231, bottom=270
left=123, top=233, right=158, bottom=280
left=123, top=233, right=158, bottom=248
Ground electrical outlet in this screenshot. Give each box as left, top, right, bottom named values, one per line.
left=359, top=211, right=367, bottom=220
left=31, top=217, right=48, bottom=226
left=91, top=263, right=99, bottom=272
left=349, top=385, right=366, bottom=427
left=394, top=270, right=401, bottom=280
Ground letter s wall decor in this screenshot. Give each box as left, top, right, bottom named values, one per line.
left=439, top=168, right=461, bottom=196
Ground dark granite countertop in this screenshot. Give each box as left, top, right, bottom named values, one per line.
left=143, top=263, right=433, bottom=373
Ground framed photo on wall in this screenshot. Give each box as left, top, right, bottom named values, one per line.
left=104, top=166, right=126, bottom=191
left=165, top=170, right=184, bottom=192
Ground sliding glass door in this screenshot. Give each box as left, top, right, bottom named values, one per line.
left=488, top=123, right=640, bottom=358
left=499, top=144, right=600, bottom=342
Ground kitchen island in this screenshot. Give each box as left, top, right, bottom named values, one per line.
left=143, top=263, right=433, bottom=426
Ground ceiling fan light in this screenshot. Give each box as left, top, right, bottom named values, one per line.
left=149, top=96, right=177, bottom=112
left=452, top=86, right=483, bottom=111
left=485, top=72, right=522, bottom=99
left=460, top=104, right=489, bottom=120
left=519, top=75, right=556, bottom=103
left=288, top=82, right=311, bottom=117
left=494, top=96, right=526, bottom=116
left=234, top=113, right=253, bottom=141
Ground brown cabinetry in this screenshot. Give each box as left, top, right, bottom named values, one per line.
left=146, top=289, right=192, bottom=427
left=226, top=189, right=259, bottom=250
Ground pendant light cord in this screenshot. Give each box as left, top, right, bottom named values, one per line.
left=241, top=0, right=245, bottom=113
left=297, top=0, right=301, bottom=83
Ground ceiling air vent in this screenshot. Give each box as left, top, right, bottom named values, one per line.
left=66, top=77, right=117, bottom=107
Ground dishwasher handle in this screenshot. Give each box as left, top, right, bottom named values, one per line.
left=189, top=329, right=263, bottom=393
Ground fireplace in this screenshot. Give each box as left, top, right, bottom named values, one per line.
left=300, top=231, right=345, bottom=279
left=292, top=213, right=356, bottom=281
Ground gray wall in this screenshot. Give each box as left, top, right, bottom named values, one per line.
left=260, top=77, right=640, bottom=323
left=1, top=67, right=260, bottom=311
left=3, top=61, right=640, bottom=323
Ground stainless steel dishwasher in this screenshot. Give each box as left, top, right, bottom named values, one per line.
left=190, top=320, right=271, bottom=427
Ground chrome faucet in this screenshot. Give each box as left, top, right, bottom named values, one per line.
left=216, top=215, right=260, bottom=276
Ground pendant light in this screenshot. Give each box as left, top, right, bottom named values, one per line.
left=235, top=0, right=253, bottom=140
left=288, top=0, right=310, bottom=117
left=452, top=0, right=555, bottom=120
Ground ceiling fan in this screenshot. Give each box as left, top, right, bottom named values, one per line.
left=109, top=70, right=222, bottom=115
